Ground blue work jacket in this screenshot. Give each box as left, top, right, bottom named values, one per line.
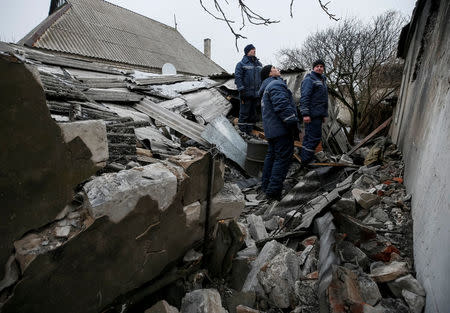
left=235, top=56, right=262, bottom=98
left=299, top=71, right=329, bottom=118
left=259, top=77, right=299, bottom=139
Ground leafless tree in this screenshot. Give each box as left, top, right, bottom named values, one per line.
left=199, top=0, right=339, bottom=49
left=278, top=11, right=405, bottom=143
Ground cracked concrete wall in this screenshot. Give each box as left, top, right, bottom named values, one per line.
left=0, top=55, right=98, bottom=282
left=391, top=1, right=450, bottom=312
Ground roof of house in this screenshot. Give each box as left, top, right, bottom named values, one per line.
left=19, top=0, right=226, bottom=76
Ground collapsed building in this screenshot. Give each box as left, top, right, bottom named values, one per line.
left=0, top=0, right=448, bottom=313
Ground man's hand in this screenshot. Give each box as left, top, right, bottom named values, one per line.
left=323, top=117, right=327, bottom=123
left=303, top=116, right=311, bottom=123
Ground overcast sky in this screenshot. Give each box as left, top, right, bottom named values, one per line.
left=0, top=0, right=416, bottom=73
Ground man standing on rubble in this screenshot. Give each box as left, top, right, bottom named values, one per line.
left=259, top=65, right=299, bottom=200
left=235, top=44, right=263, bottom=134
left=299, top=59, right=328, bottom=164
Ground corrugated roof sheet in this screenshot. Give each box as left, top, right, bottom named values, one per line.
left=21, top=0, right=225, bottom=76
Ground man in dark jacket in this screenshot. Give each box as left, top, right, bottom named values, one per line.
left=259, top=65, right=299, bottom=200
left=235, top=44, right=263, bottom=134
left=299, top=59, right=328, bottom=164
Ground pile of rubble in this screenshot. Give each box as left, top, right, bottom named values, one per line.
left=138, top=138, right=424, bottom=313
left=0, top=43, right=423, bottom=313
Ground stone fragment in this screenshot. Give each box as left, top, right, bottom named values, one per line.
left=183, top=201, right=202, bottom=229
left=331, top=197, right=356, bottom=216
left=225, top=291, right=256, bottom=313
left=295, top=280, right=318, bottom=307
left=170, top=147, right=224, bottom=205
left=402, top=289, right=425, bottom=313
left=339, top=154, right=354, bottom=164
left=58, top=120, right=108, bottom=165
left=207, top=219, right=244, bottom=277
left=299, top=245, right=314, bottom=266
left=257, top=244, right=301, bottom=308
left=375, top=298, right=410, bottom=313
left=353, top=175, right=379, bottom=191
left=352, top=188, right=379, bottom=209
left=55, top=226, right=71, bottom=238
left=236, top=305, right=259, bottom=313
left=246, top=214, right=268, bottom=241
left=126, top=161, right=140, bottom=169
left=336, top=240, right=370, bottom=271
left=84, top=163, right=177, bottom=222
left=210, top=183, right=245, bottom=221
left=372, top=208, right=390, bottom=223
left=264, top=216, right=283, bottom=232
left=370, top=261, right=409, bottom=283
left=327, top=266, right=364, bottom=312
left=388, top=274, right=426, bottom=297
left=180, top=289, right=227, bottom=313
left=230, top=256, right=254, bottom=291
left=145, top=300, right=179, bottom=313
left=286, top=210, right=302, bottom=228
left=358, top=273, right=382, bottom=306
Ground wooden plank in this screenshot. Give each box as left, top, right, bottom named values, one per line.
left=347, top=117, right=393, bottom=155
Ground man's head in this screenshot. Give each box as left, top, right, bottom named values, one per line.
left=260, top=65, right=281, bottom=81
left=244, top=44, right=256, bottom=56
left=312, top=59, right=325, bottom=75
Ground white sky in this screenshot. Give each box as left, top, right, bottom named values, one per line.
left=0, top=0, right=416, bottom=73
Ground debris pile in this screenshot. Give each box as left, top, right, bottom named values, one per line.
left=134, top=136, right=423, bottom=313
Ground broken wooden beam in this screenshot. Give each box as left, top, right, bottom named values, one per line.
left=347, top=117, right=393, bottom=155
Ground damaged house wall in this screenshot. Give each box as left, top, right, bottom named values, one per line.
left=390, top=0, right=450, bottom=312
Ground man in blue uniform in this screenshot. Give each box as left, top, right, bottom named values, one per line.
left=259, top=65, right=299, bottom=200
left=299, top=59, right=329, bottom=164
left=235, top=44, right=263, bottom=134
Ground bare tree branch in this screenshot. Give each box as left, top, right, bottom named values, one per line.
left=199, top=0, right=339, bottom=50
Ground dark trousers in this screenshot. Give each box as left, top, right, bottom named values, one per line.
left=261, top=134, right=294, bottom=197
left=238, top=97, right=258, bottom=133
left=300, top=118, right=323, bottom=163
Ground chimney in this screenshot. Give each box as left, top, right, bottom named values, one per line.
left=204, top=38, right=211, bottom=59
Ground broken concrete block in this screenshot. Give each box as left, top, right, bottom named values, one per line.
left=370, top=261, right=409, bottom=283
left=362, top=304, right=385, bottom=313
left=402, top=289, right=425, bottom=313
left=264, top=216, right=283, bottom=232
left=84, top=163, right=177, bottom=222
left=246, top=214, right=268, bottom=241
left=358, top=273, right=382, bottom=306
left=242, top=240, right=283, bottom=295
left=170, top=147, right=224, bottom=205
left=257, top=244, right=301, bottom=308
left=327, top=266, right=365, bottom=312
left=352, top=188, right=379, bottom=209
left=0, top=57, right=98, bottom=281
left=299, top=245, right=314, bottom=266
left=145, top=300, right=179, bottom=313
left=388, top=274, right=426, bottom=297
left=210, top=183, right=245, bottom=221
left=58, top=120, right=108, bottom=165
left=180, top=289, right=227, bottom=313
